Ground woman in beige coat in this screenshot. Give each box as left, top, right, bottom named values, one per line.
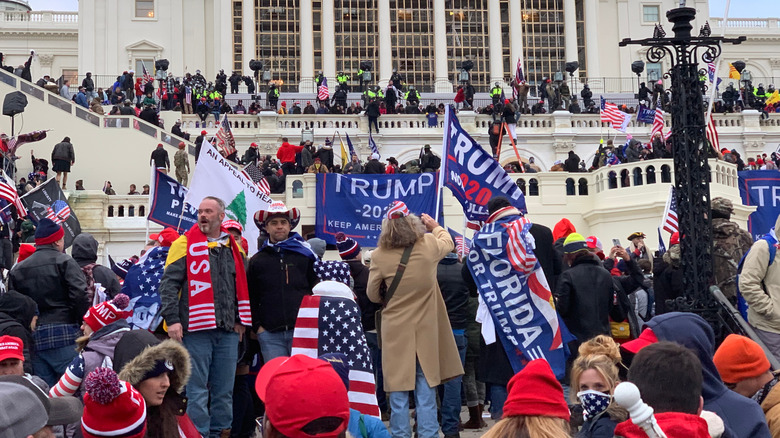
left=367, top=201, right=464, bottom=438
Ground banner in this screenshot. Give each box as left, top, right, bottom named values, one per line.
left=186, top=140, right=273, bottom=254
left=21, top=178, right=81, bottom=248
left=442, top=107, right=526, bottom=220
left=739, top=170, right=780, bottom=239
left=466, top=214, right=572, bottom=379
left=315, top=173, right=438, bottom=246
left=147, top=170, right=197, bottom=232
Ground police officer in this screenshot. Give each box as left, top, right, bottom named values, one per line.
left=337, top=71, right=350, bottom=92
left=405, top=85, right=420, bottom=107
left=390, top=69, right=404, bottom=91
left=267, top=83, right=280, bottom=109
left=490, top=82, right=503, bottom=106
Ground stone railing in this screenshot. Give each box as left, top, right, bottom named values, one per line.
left=710, top=17, right=780, bottom=28
left=0, top=10, right=78, bottom=24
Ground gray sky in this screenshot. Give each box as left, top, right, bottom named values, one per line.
left=27, top=0, right=776, bottom=17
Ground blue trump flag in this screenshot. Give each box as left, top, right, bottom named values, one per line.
left=466, top=213, right=573, bottom=379
left=147, top=170, right=197, bottom=232
left=637, top=105, right=655, bottom=124
left=738, top=170, right=780, bottom=240
left=315, top=173, right=438, bottom=246
left=441, top=106, right=526, bottom=220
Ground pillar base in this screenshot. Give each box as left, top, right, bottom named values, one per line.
left=434, top=78, right=454, bottom=93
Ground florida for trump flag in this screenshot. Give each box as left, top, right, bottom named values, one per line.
left=466, top=214, right=573, bottom=379
left=292, top=292, right=380, bottom=417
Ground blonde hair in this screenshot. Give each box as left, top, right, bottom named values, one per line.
left=570, top=335, right=628, bottom=422
left=481, top=416, right=570, bottom=438
left=377, top=214, right=425, bottom=249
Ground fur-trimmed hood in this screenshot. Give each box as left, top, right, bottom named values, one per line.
left=113, top=330, right=191, bottom=392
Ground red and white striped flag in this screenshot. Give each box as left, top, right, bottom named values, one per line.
left=661, top=186, right=679, bottom=234
left=600, top=97, right=632, bottom=132
left=215, top=115, right=237, bottom=157
left=651, top=101, right=665, bottom=138
left=513, top=58, right=524, bottom=100
left=0, top=172, right=27, bottom=217
left=241, top=163, right=271, bottom=195
left=292, top=294, right=380, bottom=417
left=141, top=62, right=154, bottom=88
left=705, top=112, right=720, bottom=153
left=318, top=76, right=329, bottom=101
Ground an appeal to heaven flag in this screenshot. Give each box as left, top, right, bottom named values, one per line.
left=186, top=140, right=273, bottom=255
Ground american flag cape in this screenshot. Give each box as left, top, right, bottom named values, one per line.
left=0, top=171, right=26, bottom=216
left=121, top=245, right=169, bottom=331
left=661, top=185, right=679, bottom=234
left=466, top=214, right=573, bottom=379
left=600, top=97, right=632, bottom=132
left=292, top=292, right=380, bottom=417
left=318, top=76, right=329, bottom=101
left=215, top=115, right=237, bottom=157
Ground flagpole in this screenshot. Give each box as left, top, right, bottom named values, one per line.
left=435, top=106, right=451, bottom=223
left=704, top=0, right=731, bottom=140
left=460, top=214, right=467, bottom=259
left=145, top=165, right=155, bottom=245
left=660, top=184, right=673, bottom=233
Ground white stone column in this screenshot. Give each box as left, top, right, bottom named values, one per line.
left=487, top=0, right=504, bottom=86
left=433, top=0, right=453, bottom=92
left=378, top=0, right=392, bottom=86
left=321, top=0, right=336, bottom=82
left=299, top=0, right=315, bottom=92
left=509, top=0, right=524, bottom=75
left=583, top=0, right=600, bottom=78
left=242, top=0, right=256, bottom=76
left=563, top=0, right=578, bottom=66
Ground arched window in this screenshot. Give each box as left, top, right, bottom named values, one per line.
left=646, top=166, right=656, bottom=184
left=516, top=178, right=526, bottom=195
left=633, top=167, right=643, bottom=186
left=292, top=180, right=304, bottom=198
left=620, top=169, right=630, bottom=188
left=566, top=178, right=575, bottom=196
left=608, top=171, right=618, bottom=189
left=661, top=165, right=671, bottom=183
left=529, top=179, right=539, bottom=196
left=578, top=178, right=588, bottom=195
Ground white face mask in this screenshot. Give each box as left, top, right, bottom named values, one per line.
left=576, top=389, right=612, bottom=420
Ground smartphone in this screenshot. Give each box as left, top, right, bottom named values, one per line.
left=612, top=238, right=621, bottom=247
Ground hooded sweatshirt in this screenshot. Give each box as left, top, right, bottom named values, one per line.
left=647, top=312, right=771, bottom=438
left=71, top=233, right=121, bottom=299
left=553, top=218, right=576, bottom=242
left=614, top=412, right=710, bottom=438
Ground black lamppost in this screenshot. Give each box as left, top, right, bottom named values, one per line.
left=620, top=7, right=745, bottom=339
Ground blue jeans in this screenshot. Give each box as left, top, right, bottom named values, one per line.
left=33, top=344, right=78, bottom=388
left=258, top=329, right=293, bottom=361
left=441, top=333, right=467, bottom=435
left=489, top=385, right=508, bottom=420
left=364, top=332, right=387, bottom=412
left=183, top=329, right=239, bottom=437
left=389, top=361, right=438, bottom=438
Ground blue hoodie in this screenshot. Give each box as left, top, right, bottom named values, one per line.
left=647, top=312, right=770, bottom=438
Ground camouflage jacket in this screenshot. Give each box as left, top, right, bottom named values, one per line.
left=712, top=218, right=753, bottom=298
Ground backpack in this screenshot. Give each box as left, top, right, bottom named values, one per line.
left=736, top=234, right=777, bottom=320
left=81, top=263, right=107, bottom=305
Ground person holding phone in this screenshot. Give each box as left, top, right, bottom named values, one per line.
left=626, top=232, right=649, bottom=262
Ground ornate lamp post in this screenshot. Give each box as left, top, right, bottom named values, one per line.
left=620, top=6, right=744, bottom=338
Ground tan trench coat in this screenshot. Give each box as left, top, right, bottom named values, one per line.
left=367, top=226, right=464, bottom=392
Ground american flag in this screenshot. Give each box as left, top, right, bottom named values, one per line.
left=447, top=227, right=471, bottom=256
left=505, top=216, right=537, bottom=273
left=705, top=112, right=720, bottom=153
left=1, top=130, right=47, bottom=155
left=215, top=115, right=237, bottom=157
left=707, top=62, right=716, bottom=83
left=241, top=163, right=271, bottom=195
left=122, top=245, right=168, bottom=331
left=141, top=62, right=154, bottom=88
left=185, top=86, right=192, bottom=105
left=368, top=132, right=380, bottom=158
left=0, top=172, right=26, bottom=217
left=600, top=96, right=632, bottom=132
left=45, top=199, right=71, bottom=224
left=318, top=76, right=329, bottom=101
left=292, top=294, right=380, bottom=417
left=344, top=133, right=357, bottom=158
left=651, top=101, right=665, bottom=138
left=466, top=219, right=483, bottom=231
left=513, top=58, right=524, bottom=100
left=661, top=186, right=678, bottom=234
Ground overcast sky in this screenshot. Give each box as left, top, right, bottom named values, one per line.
left=26, top=0, right=776, bottom=18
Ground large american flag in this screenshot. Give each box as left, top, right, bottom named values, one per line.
left=662, top=186, right=679, bottom=234
left=0, top=172, right=26, bottom=217
left=241, top=163, right=271, bottom=195
left=45, top=199, right=71, bottom=224
left=600, top=97, right=631, bottom=132
left=651, top=101, right=665, bottom=138
left=215, top=115, right=237, bottom=157
left=705, top=112, right=720, bottom=153
left=318, top=76, right=329, bottom=101
left=292, top=294, right=380, bottom=417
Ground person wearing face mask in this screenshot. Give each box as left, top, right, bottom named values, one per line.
left=569, top=335, right=628, bottom=437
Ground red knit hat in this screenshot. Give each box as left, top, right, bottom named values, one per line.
left=83, top=294, right=133, bottom=332
left=503, top=359, right=569, bottom=421
left=81, top=368, right=147, bottom=438
left=670, top=232, right=680, bottom=246
left=34, top=218, right=64, bottom=246
left=714, top=334, right=771, bottom=384
left=17, top=243, right=35, bottom=263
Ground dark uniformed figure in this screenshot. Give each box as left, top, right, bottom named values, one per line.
left=490, top=82, right=503, bottom=106
left=405, top=86, right=420, bottom=107
left=337, top=71, right=350, bottom=92
left=267, top=83, right=280, bottom=109
left=711, top=197, right=753, bottom=301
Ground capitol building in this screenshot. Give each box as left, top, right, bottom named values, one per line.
left=0, top=0, right=779, bottom=258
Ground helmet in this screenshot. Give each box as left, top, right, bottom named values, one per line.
left=409, top=85, right=414, bottom=90
left=495, top=82, right=500, bottom=87
left=711, top=197, right=734, bottom=216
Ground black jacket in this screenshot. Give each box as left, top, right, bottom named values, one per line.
left=150, top=147, right=170, bottom=169
left=119, top=105, right=135, bottom=116
left=247, top=244, right=317, bottom=332
left=0, top=290, right=37, bottom=374
left=363, top=159, right=385, bottom=174
left=346, top=259, right=378, bottom=332
left=8, top=246, right=89, bottom=325
left=71, top=233, right=122, bottom=299
left=652, top=251, right=684, bottom=314
left=530, top=223, right=557, bottom=291
left=554, top=255, right=621, bottom=342
left=365, top=101, right=380, bottom=118
left=437, top=257, right=470, bottom=330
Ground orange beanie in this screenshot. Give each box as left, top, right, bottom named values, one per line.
left=713, top=334, right=771, bottom=384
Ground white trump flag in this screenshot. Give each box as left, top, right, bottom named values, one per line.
left=185, top=140, right=273, bottom=255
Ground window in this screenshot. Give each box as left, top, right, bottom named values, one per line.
left=646, top=62, right=662, bottom=82
left=642, top=5, right=659, bottom=23
left=136, top=1, right=155, bottom=18
left=135, top=59, right=154, bottom=75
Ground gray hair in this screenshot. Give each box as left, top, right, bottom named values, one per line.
left=202, top=196, right=226, bottom=213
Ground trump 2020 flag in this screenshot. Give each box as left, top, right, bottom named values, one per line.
left=186, top=140, right=273, bottom=255
left=148, top=170, right=197, bottom=233
left=442, top=106, right=526, bottom=220
left=21, top=178, right=81, bottom=248
left=292, top=291, right=380, bottom=417
left=122, top=245, right=169, bottom=331
left=466, top=214, right=573, bottom=379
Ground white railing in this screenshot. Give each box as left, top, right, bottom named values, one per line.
left=710, top=17, right=780, bottom=29
left=0, top=10, right=78, bottom=24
